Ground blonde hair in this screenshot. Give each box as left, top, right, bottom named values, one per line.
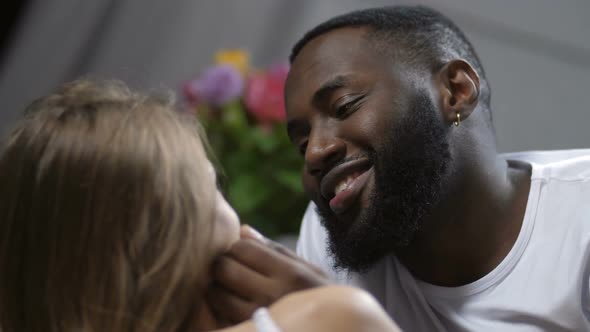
left=0, top=80, right=217, bottom=331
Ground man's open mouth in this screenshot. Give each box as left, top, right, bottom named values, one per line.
left=320, top=159, right=373, bottom=214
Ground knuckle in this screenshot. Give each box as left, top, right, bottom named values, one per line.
left=254, top=292, right=275, bottom=306
left=285, top=265, right=313, bottom=289
left=248, top=282, right=280, bottom=305
left=269, top=284, right=289, bottom=303
left=273, top=243, right=290, bottom=255
left=230, top=239, right=260, bottom=259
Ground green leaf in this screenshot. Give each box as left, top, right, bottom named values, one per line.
left=221, top=101, right=248, bottom=131
left=251, top=127, right=279, bottom=153
left=274, top=170, right=304, bottom=193
left=228, top=174, right=272, bottom=214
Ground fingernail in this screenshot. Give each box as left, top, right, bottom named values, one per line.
left=242, top=224, right=265, bottom=241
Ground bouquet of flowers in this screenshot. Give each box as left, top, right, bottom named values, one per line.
left=182, top=50, right=307, bottom=237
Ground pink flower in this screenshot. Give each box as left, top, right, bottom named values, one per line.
left=244, top=63, right=289, bottom=124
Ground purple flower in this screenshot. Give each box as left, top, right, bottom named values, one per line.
left=183, top=64, right=244, bottom=107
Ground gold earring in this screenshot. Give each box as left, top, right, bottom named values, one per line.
left=453, top=112, right=461, bottom=127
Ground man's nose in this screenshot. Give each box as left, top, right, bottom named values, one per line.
left=304, top=131, right=346, bottom=177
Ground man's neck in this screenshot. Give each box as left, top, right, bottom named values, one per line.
left=395, top=150, right=532, bottom=287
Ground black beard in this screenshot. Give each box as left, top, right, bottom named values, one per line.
left=316, top=90, right=452, bottom=273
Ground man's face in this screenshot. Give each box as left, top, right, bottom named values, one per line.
left=285, top=27, right=451, bottom=272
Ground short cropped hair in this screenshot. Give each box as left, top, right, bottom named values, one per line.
left=290, top=6, right=492, bottom=119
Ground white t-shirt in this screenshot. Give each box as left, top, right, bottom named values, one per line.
left=252, top=308, right=282, bottom=332
left=297, top=149, right=590, bottom=331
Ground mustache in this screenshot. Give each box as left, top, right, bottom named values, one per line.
left=330, top=153, right=371, bottom=171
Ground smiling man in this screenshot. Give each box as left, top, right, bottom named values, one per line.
left=286, top=6, right=521, bottom=277
left=288, top=5, right=590, bottom=330
left=211, top=6, right=590, bottom=331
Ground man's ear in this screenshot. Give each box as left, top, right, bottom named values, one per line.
left=436, top=59, right=480, bottom=126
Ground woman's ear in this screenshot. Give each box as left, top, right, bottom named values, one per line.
left=436, top=59, right=480, bottom=126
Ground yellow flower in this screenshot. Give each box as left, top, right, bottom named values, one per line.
left=215, top=49, right=250, bottom=75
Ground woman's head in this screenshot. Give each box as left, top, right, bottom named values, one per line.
left=0, top=80, right=239, bottom=331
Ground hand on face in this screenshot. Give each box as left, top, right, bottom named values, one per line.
left=206, top=225, right=331, bottom=325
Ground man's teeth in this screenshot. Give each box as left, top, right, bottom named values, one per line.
left=334, top=176, right=356, bottom=195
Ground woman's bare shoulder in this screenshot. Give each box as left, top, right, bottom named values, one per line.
left=221, top=286, right=401, bottom=332
left=270, top=286, right=401, bottom=332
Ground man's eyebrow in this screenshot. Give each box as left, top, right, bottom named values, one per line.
left=312, top=75, right=354, bottom=105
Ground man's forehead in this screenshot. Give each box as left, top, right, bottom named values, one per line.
left=292, top=26, right=371, bottom=71
left=286, top=27, right=377, bottom=95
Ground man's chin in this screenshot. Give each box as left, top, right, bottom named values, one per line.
left=328, top=234, right=391, bottom=273
left=317, top=211, right=387, bottom=273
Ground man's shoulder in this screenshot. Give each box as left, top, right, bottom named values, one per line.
left=518, top=149, right=590, bottom=244
left=502, top=148, right=590, bottom=166
left=503, top=148, right=590, bottom=182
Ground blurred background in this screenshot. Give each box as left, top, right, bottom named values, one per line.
left=1, top=0, right=588, bottom=238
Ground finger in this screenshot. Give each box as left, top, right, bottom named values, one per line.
left=274, top=245, right=329, bottom=277
left=240, top=233, right=329, bottom=277
left=207, top=284, right=259, bottom=325
left=227, top=238, right=298, bottom=276
left=270, top=241, right=328, bottom=277
left=239, top=227, right=318, bottom=268
left=195, top=293, right=231, bottom=330
left=240, top=224, right=267, bottom=243
left=304, top=260, right=330, bottom=277
left=239, top=225, right=303, bottom=261
left=264, top=238, right=325, bottom=272
left=212, top=255, right=273, bottom=302
left=271, top=242, right=328, bottom=276
left=266, top=239, right=299, bottom=259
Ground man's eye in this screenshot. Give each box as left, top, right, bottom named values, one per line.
left=335, top=103, right=354, bottom=117
left=334, top=95, right=364, bottom=117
